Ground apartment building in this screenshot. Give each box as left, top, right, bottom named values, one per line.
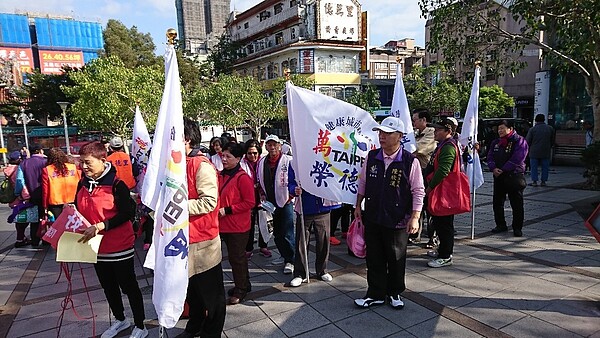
left=368, top=38, right=425, bottom=80
left=176, top=0, right=231, bottom=55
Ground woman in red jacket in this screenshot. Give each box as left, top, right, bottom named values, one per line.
left=218, top=142, right=255, bottom=305
left=77, top=142, right=147, bottom=338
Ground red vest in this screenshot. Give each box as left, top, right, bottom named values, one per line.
left=186, top=155, right=220, bottom=244
left=76, top=185, right=134, bottom=254
left=107, top=152, right=136, bottom=189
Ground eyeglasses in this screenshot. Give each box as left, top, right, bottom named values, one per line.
left=247, top=152, right=258, bottom=155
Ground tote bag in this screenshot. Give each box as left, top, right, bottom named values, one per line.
left=427, top=143, right=471, bottom=217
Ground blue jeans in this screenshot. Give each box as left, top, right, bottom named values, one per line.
left=272, top=203, right=295, bottom=264
left=530, top=158, right=550, bottom=183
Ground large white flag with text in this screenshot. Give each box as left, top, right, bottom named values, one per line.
left=286, top=82, right=380, bottom=205
left=459, top=66, right=485, bottom=190
left=131, top=105, right=152, bottom=194
left=141, top=43, right=189, bottom=328
left=390, top=64, right=416, bottom=153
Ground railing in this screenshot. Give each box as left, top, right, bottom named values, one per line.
left=234, top=6, right=301, bottom=42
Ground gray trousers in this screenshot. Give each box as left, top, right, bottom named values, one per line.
left=293, top=212, right=331, bottom=279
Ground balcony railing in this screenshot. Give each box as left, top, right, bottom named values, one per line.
left=233, top=6, right=301, bottom=42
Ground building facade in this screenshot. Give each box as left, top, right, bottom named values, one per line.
left=226, top=0, right=365, bottom=100
left=176, top=0, right=231, bottom=55
left=368, top=39, right=425, bottom=80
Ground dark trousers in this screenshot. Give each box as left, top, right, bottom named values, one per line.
left=246, top=208, right=267, bottom=251
left=272, top=203, right=295, bottom=264
left=222, top=232, right=251, bottom=296
left=493, top=175, right=525, bottom=231
left=330, top=204, right=353, bottom=235
left=94, top=257, right=145, bottom=329
left=48, top=204, right=64, bottom=219
left=294, top=212, right=330, bottom=279
left=431, top=215, right=454, bottom=259
left=15, top=223, right=28, bottom=241
left=185, top=263, right=226, bottom=338
left=142, top=216, right=154, bottom=244
left=364, top=223, right=409, bottom=299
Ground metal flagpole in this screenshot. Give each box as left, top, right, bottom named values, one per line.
left=470, top=160, right=476, bottom=240
left=295, top=184, right=310, bottom=284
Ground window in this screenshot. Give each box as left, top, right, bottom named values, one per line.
left=344, top=87, right=357, bottom=99
left=274, top=3, right=283, bottom=14
left=290, top=0, right=298, bottom=6
left=319, top=87, right=331, bottom=96
left=289, top=58, right=298, bottom=72
left=282, top=60, right=289, bottom=71
left=247, top=44, right=254, bottom=54
left=244, top=22, right=249, bottom=29
left=275, top=32, right=284, bottom=45
left=267, top=64, right=275, bottom=79
left=291, top=27, right=296, bottom=39
left=259, top=11, right=271, bottom=21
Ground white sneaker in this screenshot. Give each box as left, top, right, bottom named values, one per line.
left=101, top=319, right=131, bottom=338
left=289, top=277, right=306, bottom=287
left=320, top=273, right=333, bottom=282
left=269, top=257, right=285, bottom=265
left=130, top=327, right=148, bottom=338
left=283, top=262, right=294, bottom=274
left=388, top=295, right=405, bottom=309
left=427, top=257, right=453, bottom=268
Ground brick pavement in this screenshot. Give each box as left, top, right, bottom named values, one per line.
left=0, top=166, right=599, bottom=338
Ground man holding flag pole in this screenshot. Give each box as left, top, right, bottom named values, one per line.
left=458, top=63, right=485, bottom=240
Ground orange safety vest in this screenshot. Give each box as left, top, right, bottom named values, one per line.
left=107, top=151, right=136, bottom=189
left=44, top=163, right=81, bottom=206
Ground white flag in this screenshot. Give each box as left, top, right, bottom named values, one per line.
left=286, top=82, right=380, bottom=205
left=131, top=105, right=152, bottom=194
left=459, top=66, right=484, bottom=190
left=141, top=43, right=189, bottom=328
left=390, top=64, right=416, bottom=153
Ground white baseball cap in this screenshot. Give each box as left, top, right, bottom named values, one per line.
left=264, top=134, right=282, bottom=144
left=372, top=117, right=406, bottom=134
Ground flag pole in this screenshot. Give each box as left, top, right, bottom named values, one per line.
left=285, top=71, right=310, bottom=284
left=470, top=62, right=482, bottom=240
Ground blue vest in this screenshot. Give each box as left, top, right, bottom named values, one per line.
left=363, top=148, right=415, bottom=229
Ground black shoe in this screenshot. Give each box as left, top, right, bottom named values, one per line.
left=491, top=226, right=508, bottom=233
left=14, top=238, right=31, bottom=248
left=514, top=229, right=523, bottom=237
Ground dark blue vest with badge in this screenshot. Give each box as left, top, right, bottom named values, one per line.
left=363, top=148, right=415, bottom=229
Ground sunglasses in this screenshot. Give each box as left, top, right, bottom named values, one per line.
left=247, top=152, right=258, bottom=155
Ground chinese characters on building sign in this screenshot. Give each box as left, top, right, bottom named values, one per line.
left=38, top=50, right=84, bottom=74
left=319, top=0, right=359, bottom=41
left=0, top=47, right=34, bottom=73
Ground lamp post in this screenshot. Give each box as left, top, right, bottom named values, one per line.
left=57, top=102, right=71, bottom=155
left=0, top=114, right=6, bottom=166
left=14, top=109, right=31, bottom=150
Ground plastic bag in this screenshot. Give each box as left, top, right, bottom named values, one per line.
left=258, top=209, right=273, bottom=243
left=346, top=218, right=366, bottom=258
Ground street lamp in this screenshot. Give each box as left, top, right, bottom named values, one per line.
left=57, top=102, right=71, bottom=155
left=0, top=114, right=6, bottom=166
left=14, top=109, right=32, bottom=150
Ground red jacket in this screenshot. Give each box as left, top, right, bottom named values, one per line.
left=76, top=166, right=134, bottom=254
left=187, top=155, right=220, bottom=244
left=218, top=166, right=255, bottom=233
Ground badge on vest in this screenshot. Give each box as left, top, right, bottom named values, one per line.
left=369, top=164, right=378, bottom=177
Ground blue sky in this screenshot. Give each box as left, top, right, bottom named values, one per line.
left=0, top=0, right=426, bottom=52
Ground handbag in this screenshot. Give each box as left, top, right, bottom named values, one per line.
left=346, top=218, right=366, bottom=258
left=427, top=143, right=471, bottom=217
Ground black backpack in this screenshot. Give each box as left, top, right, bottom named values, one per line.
left=0, top=176, right=15, bottom=203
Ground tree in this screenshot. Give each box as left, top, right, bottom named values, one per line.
left=405, top=65, right=467, bottom=115
left=14, top=68, right=77, bottom=121
left=420, top=0, right=600, bottom=140
left=478, top=85, right=515, bottom=118
left=345, top=83, right=381, bottom=114
left=206, top=35, right=246, bottom=78
left=103, top=19, right=160, bottom=68
left=63, top=56, right=164, bottom=137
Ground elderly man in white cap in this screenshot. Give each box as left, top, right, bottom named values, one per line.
left=353, top=117, right=425, bottom=309
left=257, top=134, right=295, bottom=275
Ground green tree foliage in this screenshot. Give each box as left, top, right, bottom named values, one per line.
left=420, top=0, right=600, bottom=140
left=346, top=83, right=381, bottom=114
left=63, top=56, right=164, bottom=137
left=478, top=85, right=515, bottom=118
left=405, top=65, right=467, bottom=115
left=103, top=19, right=160, bottom=68
left=206, top=35, right=246, bottom=78
left=14, top=69, right=77, bottom=121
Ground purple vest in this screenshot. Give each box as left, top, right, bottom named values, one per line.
left=19, top=155, right=47, bottom=201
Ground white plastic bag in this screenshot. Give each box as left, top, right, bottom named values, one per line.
left=258, top=209, right=274, bottom=243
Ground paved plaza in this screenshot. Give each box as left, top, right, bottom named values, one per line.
left=0, top=166, right=599, bottom=338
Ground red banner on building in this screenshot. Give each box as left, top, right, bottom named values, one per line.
left=0, top=47, right=34, bottom=73
left=38, top=50, right=84, bottom=74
